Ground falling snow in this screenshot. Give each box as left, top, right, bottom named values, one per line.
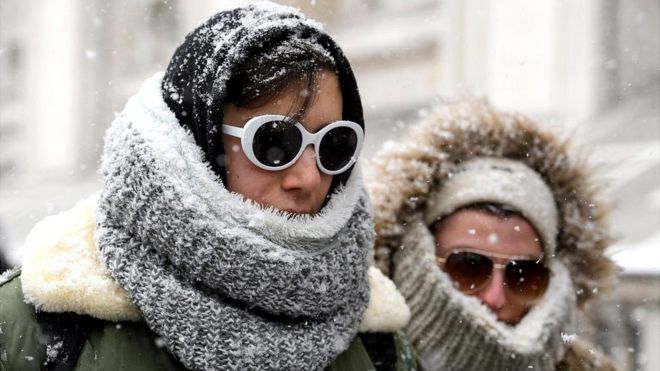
left=85, top=49, right=98, bottom=60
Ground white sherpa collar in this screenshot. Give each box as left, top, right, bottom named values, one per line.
left=21, top=195, right=142, bottom=322
left=20, top=194, right=409, bottom=331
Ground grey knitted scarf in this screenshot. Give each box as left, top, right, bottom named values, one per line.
left=95, top=73, right=373, bottom=371
left=394, top=220, right=577, bottom=371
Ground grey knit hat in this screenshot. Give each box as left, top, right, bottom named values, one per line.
left=424, top=157, right=559, bottom=257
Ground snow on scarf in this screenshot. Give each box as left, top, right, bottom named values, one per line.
left=395, top=220, right=576, bottom=371
left=95, top=72, right=373, bottom=371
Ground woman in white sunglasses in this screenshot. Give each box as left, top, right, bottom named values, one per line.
left=368, top=100, right=617, bottom=371
left=0, top=3, right=414, bottom=371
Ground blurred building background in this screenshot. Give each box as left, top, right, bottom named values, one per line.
left=0, top=1, right=658, bottom=370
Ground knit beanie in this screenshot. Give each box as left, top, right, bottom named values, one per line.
left=161, top=1, right=364, bottom=186
left=424, top=157, right=559, bottom=257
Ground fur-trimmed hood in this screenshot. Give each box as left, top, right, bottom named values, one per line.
left=20, top=194, right=410, bottom=332
left=366, top=100, right=617, bottom=307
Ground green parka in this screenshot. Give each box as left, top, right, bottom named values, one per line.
left=0, top=197, right=416, bottom=371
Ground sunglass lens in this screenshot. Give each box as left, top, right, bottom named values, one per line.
left=252, top=121, right=302, bottom=167
left=318, top=126, right=358, bottom=172
left=505, top=260, right=550, bottom=301
left=443, top=252, right=493, bottom=293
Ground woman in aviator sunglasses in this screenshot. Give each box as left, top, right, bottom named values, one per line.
left=0, top=3, right=415, bottom=371
left=368, top=100, right=617, bottom=371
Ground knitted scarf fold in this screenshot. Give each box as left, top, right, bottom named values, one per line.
left=394, top=220, right=576, bottom=371
left=95, top=73, right=373, bottom=371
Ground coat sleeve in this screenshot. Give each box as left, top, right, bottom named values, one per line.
left=325, top=336, right=376, bottom=371
left=0, top=270, right=46, bottom=371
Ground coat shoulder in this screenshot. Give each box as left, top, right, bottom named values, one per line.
left=77, top=321, right=185, bottom=371
left=0, top=271, right=46, bottom=370
left=0, top=271, right=183, bottom=371
left=327, top=330, right=418, bottom=371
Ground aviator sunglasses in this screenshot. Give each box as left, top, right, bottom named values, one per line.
left=436, top=248, right=550, bottom=302
left=222, top=114, right=364, bottom=175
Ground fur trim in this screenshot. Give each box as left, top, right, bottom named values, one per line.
left=359, top=266, right=411, bottom=332
left=20, top=196, right=407, bottom=331
left=366, top=99, right=617, bottom=307
left=21, top=194, right=142, bottom=322
left=563, top=338, right=617, bottom=371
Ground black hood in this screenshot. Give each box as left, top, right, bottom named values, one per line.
left=161, top=2, right=364, bottom=186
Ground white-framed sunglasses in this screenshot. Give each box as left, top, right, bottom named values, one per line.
left=222, top=114, right=364, bottom=175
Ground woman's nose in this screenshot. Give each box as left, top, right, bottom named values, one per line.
left=280, top=146, right=322, bottom=191
left=476, top=269, right=508, bottom=311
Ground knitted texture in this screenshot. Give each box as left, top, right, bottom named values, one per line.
left=394, top=220, right=576, bottom=371
left=424, top=157, right=559, bottom=257
left=95, top=73, right=373, bottom=371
